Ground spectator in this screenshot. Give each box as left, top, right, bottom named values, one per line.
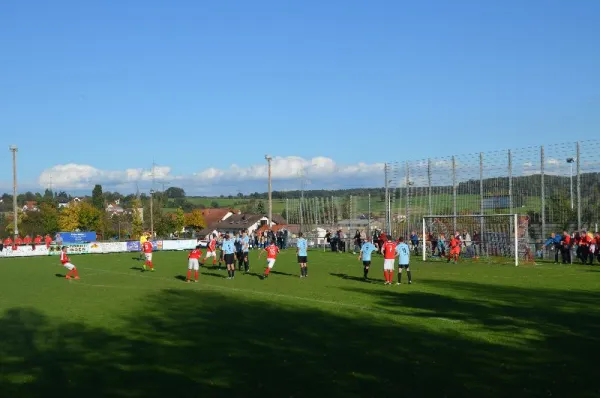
left=33, top=235, right=42, bottom=251
left=24, top=235, right=32, bottom=247
left=463, top=230, right=473, bottom=258
left=544, top=232, right=562, bottom=264
left=44, top=234, right=52, bottom=248
left=353, top=230, right=362, bottom=254
left=410, top=231, right=419, bottom=255
left=15, top=235, right=23, bottom=249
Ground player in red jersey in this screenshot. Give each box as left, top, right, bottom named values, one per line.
left=381, top=237, right=396, bottom=285
left=447, top=234, right=461, bottom=264
left=33, top=235, right=42, bottom=250
left=44, top=234, right=52, bottom=248
left=201, top=234, right=218, bottom=267
left=142, top=239, right=155, bottom=271
left=60, top=246, right=80, bottom=280
left=561, top=231, right=572, bottom=264
left=258, top=241, right=280, bottom=279
left=23, top=235, right=32, bottom=247
left=3, top=237, right=12, bottom=251
left=15, top=236, right=23, bottom=248
left=186, top=245, right=203, bottom=283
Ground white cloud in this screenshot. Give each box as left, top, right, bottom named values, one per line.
left=37, top=157, right=385, bottom=194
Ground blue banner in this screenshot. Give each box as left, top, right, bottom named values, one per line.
left=56, top=232, right=97, bottom=244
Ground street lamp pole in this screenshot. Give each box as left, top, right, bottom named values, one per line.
left=9, top=146, right=18, bottom=239
left=150, top=189, right=155, bottom=237
left=265, top=155, right=273, bottom=227
left=567, top=158, right=575, bottom=210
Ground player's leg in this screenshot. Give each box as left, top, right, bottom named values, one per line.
left=363, top=261, right=370, bottom=279
left=193, top=260, right=200, bottom=282
left=405, top=264, right=412, bottom=284
left=244, top=253, right=249, bottom=272
left=145, top=253, right=154, bottom=270
left=64, top=262, right=78, bottom=279
left=303, top=258, right=308, bottom=277
left=186, top=259, right=194, bottom=282
left=397, top=266, right=403, bottom=284
left=264, top=259, right=275, bottom=278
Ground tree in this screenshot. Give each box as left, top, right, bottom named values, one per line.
left=5, top=211, right=23, bottom=235
left=22, top=211, right=44, bottom=236
left=165, top=187, right=185, bottom=199
left=184, top=209, right=206, bottom=230
left=256, top=200, right=265, bottom=214
left=59, top=204, right=80, bottom=231
left=92, top=184, right=104, bottom=210
left=175, top=208, right=185, bottom=234
left=131, top=198, right=144, bottom=239
left=40, top=203, right=59, bottom=234
left=78, top=202, right=102, bottom=231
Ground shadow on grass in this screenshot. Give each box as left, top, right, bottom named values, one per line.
left=269, top=270, right=294, bottom=277
left=339, top=279, right=600, bottom=398
left=2, top=281, right=600, bottom=397
left=54, top=273, right=65, bottom=278
left=174, top=275, right=187, bottom=282
left=130, top=266, right=144, bottom=272
left=330, top=272, right=377, bottom=283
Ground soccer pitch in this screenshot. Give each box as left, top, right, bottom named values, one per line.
left=1, top=251, right=599, bottom=397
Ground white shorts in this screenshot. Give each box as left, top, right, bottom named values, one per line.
left=383, top=259, right=395, bottom=270
left=205, top=251, right=216, bottom=258
left=188, top=259, right=199, bottom=271
left=267, top=258, right=276, bottom=269
left=145, top=253, right=153, bottom=262
left=63, top=262, right=75, bottom=271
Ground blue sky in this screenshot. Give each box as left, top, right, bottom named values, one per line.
left=1, top=0, right=598, bottom=195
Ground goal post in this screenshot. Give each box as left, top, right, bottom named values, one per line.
left=422, top=214, right=528, bottom=266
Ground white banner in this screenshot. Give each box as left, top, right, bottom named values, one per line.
left=88, top=242, right=128, bottom=254
left=161, top=239, right=197, bottom=251
left=0, top=245, right=49, bottom=257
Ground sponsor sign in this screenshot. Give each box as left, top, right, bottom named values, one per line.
left=0, top=245, right=49, bottom=257
left=161, top=239, right=197, bottom=251
left=88, top=242, right=128, bottom=254
left=126, top=241, right=162, bottom=251
left=56, top=232, right=97, bottom=244
left=48, top=244, right=89, bottom=255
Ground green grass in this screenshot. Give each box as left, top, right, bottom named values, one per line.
left=1, top=251, right=599, bottom=397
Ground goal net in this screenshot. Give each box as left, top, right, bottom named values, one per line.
left=421, top=214, right=532, bottom=266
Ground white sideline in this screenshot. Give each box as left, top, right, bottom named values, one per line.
left=78, top=266, right=392, bottom=314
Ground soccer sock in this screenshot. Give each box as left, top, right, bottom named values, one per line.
left=149, top=262, right=154, bottom=269
left=66, top=269, right=73, bottom=278
left=212, top=259, right=216, bottom=265
left=265, top=267, right=271, bottom=276
left=195, top=270, right=199, bottom=280
left=407, top=270, right=412, bottom=282
left=73, top=268, right=79, bottom=277
left=364, top=266, right=369, bottom=278
left=384, top=270, right=389, bottom=282
left=398, top=271, right=402, bottom=283
left=304, top=266, right=308, bottom=276
left=389, top=270, right=394, bottom=282
left=232, top=269, right=235, bottom=277
left=187, top=270, right=192, bottom=280
left=244, top=260, right=249, bottom=271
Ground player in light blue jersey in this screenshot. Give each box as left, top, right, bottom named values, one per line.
left=296, top=233, right=309, bottom=277
left=242, top=231, right=250, bottom=272
left=222, top=234, right=236, bottom=279
left=395, top=237, right=412, bottom=285
left=358, top=237, right=377, bottom=280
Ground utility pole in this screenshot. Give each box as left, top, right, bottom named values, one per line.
left=9, top=146, right=18, bottom=239
left=384, top=163, right=389, bottom=234
left=265, top=155, right=273, bottom=227
left=300, top=169, right=305, bottom=234
left=150, top=189, right=155, bottom=238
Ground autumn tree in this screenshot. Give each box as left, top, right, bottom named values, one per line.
left=78, top=202, right=102, bottom=231
left=131, top=198, right=144, bottom=239
left=175, top=208, right=185, bottom=234
left=184, top=209, right=206, bottom=230
left=59, top=204, right=80, bottom=231
left=40, top=203, right=59, bottom=234
left=5, top=211, right=24, bottom=235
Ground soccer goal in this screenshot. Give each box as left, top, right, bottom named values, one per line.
left=422, top=214, right=532, bottom=266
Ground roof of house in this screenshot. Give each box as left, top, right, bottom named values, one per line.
left=211, top=214, right=265, bottom=231
left=202, top=208, right=232, bottom=226
left=255, top=224, right=288, bottom=235
left=271, top=214, right=287, bottom=225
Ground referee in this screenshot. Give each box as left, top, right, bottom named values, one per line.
left=222, top=234, right=236, bottom=279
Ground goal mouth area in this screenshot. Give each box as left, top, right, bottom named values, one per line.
left=422, top=214, right=530, bottom=266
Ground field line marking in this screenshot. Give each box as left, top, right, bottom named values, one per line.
left=79, top=266, right=396, bottom=315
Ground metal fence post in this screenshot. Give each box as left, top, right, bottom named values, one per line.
left=577, top=141, right=581, bottom=230
left=541, top=145, right=546, bottom=241
left=452, top=155, right=457, bottom=232
left=508, top=150, right=513, bottom=214
left=427, top=158, right=432, bottom=216
left=479, top=152, right=484, bottom=241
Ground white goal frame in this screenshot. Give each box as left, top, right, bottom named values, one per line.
left=422, top=214, right=520, bottom=266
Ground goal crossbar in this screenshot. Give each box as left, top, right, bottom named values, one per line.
left=422, top=214, right=520, bottom=266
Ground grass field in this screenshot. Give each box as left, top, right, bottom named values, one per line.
left=1, top=250, right=599, bottom=397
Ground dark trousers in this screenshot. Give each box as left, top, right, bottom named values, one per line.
left=561, top=245, right=571, bottom=264
left=579, top=246, right=589, bottom=264
left=0, top=243, right=3, bottom=252
left=553, top=243, right=561, bottom=263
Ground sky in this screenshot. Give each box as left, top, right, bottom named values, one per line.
left=1, top=0, right=599, bottom=195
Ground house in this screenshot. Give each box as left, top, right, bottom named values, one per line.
left=201, top=208, right=235, bottom=227
left=22, top=201, right=39, bottom=212
left=106, top=202, right=125, bottom=215
left=197, top=214, right=266, bottom=236
left=58, top=197, right=81, bottom=209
